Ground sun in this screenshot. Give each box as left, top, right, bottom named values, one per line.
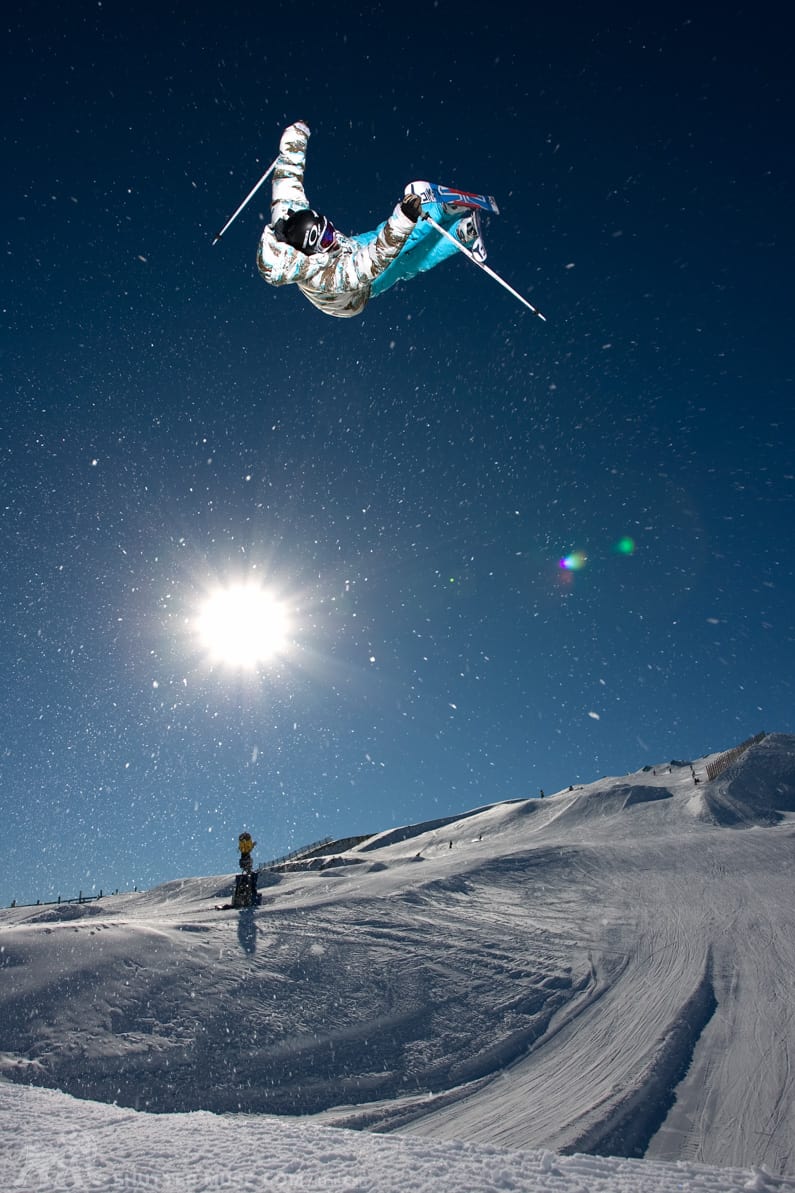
left=195, top=583, right=290, bottom=670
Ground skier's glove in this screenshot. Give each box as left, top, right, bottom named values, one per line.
left=400, top=194, right=422, bottom=223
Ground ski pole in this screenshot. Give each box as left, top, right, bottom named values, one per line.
left=422, top=212, right=547, bottom=321
left=212, top=156, right=279, bottom=245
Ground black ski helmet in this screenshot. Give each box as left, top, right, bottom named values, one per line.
left=275, top=208, right=334, bottom=255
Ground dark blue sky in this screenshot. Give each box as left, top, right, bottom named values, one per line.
left=2, top=3, right=792, bottom=905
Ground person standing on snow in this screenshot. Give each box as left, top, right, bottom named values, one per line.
left=256, top=121, right=487, bottom=318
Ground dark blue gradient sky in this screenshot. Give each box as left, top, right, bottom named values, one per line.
left=2, top=3, right=792, bottom=904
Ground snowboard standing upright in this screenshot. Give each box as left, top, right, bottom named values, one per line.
left=231, top=871, right=258, bottom=908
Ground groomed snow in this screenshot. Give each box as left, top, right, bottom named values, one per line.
left=1, top=733, right=794, bottom=1192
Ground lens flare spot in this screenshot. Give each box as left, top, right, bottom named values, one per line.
left=559, top=551, right=587, bottom=572
left=614, top=536, right=636, bottom=555
left=195, top=584, right=290, bottom=670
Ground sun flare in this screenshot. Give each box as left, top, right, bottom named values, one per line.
left=195, top=583, right=290, bottom=670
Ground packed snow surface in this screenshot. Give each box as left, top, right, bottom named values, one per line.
left=1, top=732, right=794, bottom=1192
left=0, top=1080, right=789, bottom=1193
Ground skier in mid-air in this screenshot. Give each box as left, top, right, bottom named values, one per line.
left=255, top=121, right=488, bottom=318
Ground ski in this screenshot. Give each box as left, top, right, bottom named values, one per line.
left=212, top=898, right=261, bottom=911
left=407, top=182, right=500, bottom=215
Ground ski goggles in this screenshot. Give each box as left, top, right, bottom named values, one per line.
left=318, top=217, right=337, bottom=252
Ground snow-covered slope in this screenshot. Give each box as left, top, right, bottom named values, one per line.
left=1, top=732, right=794, bottom=1190
left=0, top=1080, right=782, bottom=1193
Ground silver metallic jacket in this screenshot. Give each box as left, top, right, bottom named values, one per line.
left=256, top=123, right=415, bottom=318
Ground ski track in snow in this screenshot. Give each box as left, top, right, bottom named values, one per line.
left=1, top=733, right=794, bottom=1191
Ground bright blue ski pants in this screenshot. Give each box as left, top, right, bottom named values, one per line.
left=351, top=203, right=464, bottom=298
